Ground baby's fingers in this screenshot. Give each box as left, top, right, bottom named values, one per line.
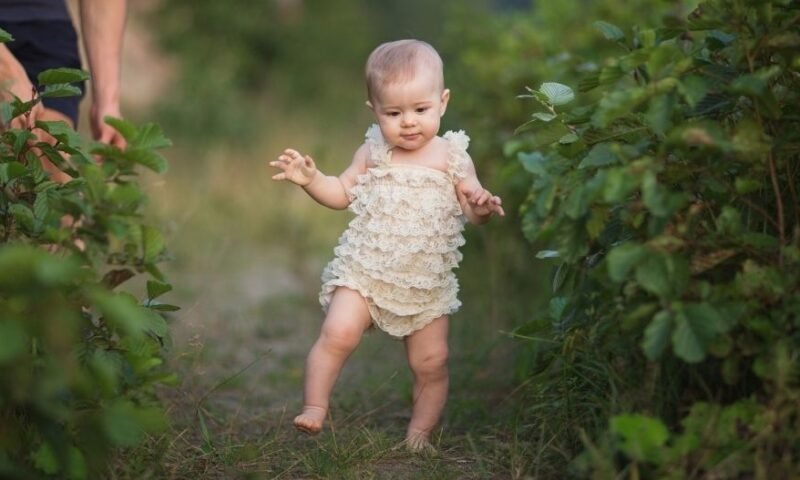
left=469, top=189, right=490, bottom=206
left=490, top=196, right=505, bottom=216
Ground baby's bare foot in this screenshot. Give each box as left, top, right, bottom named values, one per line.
left=405, top=430, right=436, bottom=454
left=293, top=406, right=326, bottom=435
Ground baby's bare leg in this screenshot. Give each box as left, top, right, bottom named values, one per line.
left=294, top=287, right=372, bottom=434
left=404, top=315, right=449, bottom=450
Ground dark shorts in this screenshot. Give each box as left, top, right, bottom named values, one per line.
left=1, top=20, right=85, bottom=126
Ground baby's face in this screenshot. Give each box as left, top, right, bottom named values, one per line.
left=368, top=69, right=449, bottom=152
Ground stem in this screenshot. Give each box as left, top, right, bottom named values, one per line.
left=783, top=153, right=799, bottom=230
left=767, top=151, right=785, bottom=266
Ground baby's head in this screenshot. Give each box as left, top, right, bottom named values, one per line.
left=365, top=39, right=444, bottom=103
left=365, top=40, right=450, bottom=151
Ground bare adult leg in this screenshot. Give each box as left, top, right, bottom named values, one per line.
left=404, top=315, right=449, bottom=451
left=34, top=108, right=75, bottom=184
left=294, top=287, right=372, bottom=434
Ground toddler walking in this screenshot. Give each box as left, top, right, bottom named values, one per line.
left=270, top=39, right=504, bottom=451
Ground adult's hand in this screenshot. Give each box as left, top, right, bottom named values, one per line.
left=0, top=43, right=44, bottom=130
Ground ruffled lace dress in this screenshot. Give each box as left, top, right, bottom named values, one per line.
left=319, top=124, right=470, bottom=337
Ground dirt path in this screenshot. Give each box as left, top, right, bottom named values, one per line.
left=112, top=243, right=523, bottom=479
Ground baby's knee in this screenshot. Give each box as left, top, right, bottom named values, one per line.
left=319, top=324, right=362, bottom=354
left=409, top=349, right=449, bottom=377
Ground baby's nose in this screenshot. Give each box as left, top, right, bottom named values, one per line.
left=401, top=114, right=416, bottom=126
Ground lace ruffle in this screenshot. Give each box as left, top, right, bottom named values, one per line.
left=443, top=130, right=470, bottom=183
left=365, top=124, right=391, bottom=166
left=320, top=259, right=461, bottom=338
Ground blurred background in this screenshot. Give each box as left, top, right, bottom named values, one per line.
left=91, top=0, right=547, bottom=407
left=63, top=0, right=699, bottom=476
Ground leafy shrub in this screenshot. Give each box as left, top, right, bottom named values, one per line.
left=0, top=29, right=177, bottom=479
left=513, top=0, right=799, bottom=476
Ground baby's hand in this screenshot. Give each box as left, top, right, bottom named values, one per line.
left=270, top=149, right=317, bottom=186
left=466, top=187, right=505, bottom=218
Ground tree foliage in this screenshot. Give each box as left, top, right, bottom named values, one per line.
left=0, top=30, right=176, bottom=478
left=512, top=0, right=799, bottom=476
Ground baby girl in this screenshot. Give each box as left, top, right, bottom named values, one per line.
left=270, top=39, right=504, bottom=451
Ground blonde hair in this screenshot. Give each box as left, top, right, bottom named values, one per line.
left=365, top=39, right=444, bottom=101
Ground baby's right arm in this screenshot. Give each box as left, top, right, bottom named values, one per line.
left=270, top=143, right=370, bottom=210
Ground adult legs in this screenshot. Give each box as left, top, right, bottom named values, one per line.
left=404, top=315, right=449, bottom=450
left=294, top=287, right=372, bottom=434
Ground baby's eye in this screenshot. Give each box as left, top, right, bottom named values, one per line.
left=387, top=112, right=400, bottom=117
left=416, top=107, right=429, bottom=113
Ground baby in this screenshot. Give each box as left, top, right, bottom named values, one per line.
left=270, top=39, right=504, bottom=451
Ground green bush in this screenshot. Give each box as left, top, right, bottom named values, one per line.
left=0, top=30, right=177, bottom=479
left=512, top=0, right=799, bottom=477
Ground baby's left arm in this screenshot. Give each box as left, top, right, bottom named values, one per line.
left=455, top=154, right=505, bottom=225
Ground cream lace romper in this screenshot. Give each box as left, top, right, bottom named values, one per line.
left=319, top=124, right=470, bottom=338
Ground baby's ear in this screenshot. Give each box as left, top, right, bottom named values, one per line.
left=439, top=89, right=451, bottom=115
left=365, top=100, right=374, bottom=111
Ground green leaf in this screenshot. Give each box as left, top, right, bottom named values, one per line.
left=539, top=82, right=575, bottom=106
left=603, top=168, right=637, bottom=202
left=642, top=310, right=672, bottom=361
left=9, top=204, right=35, bottom=231
left=90, top=290, right=152, bottom=338
left=734, top=176, right=762, bottom=194
left=518, top=151, right=548, bottom=176
left=619, top=48, right=652, bottom=72
left=40, top=83, right=82, bottom=98
left=579, top=143, right=617, bottom=169
left=635, top=254, right=671, bottom=298
left=529, top=122, right=571, bottom=148
left=679, top=75, right=711, bottom=108
left=142, top=225, right=166, bottom=262
left=577, top=72, right=600, bottom=92
left=645, top=93, right=674, bottom=136
left=0, top=101, right=13, bottom=123
left=607, top=243, right=646, bottom=282
left=102, top=402, right=145, bottom=447
left=0, top=27, right=13, bottom=43
left=549, top=297, right=568, bottom=321
left=670, top=303, right=725, bottom=364
left=147, top=280, right=172, bottom=300
left=66, top=446, right=88, bottom=480
left=0, top=320, right=27, bottom=364
left=132, top=123, right=173, bottom=150
left=11, top=98, right=40, bottom=118
left=33, top=190, right=50, bottom=221
left=104, top=116, right=138, bottom=142
left=641, top=171, right=674, bottom=217
left=124, top=148, right=168, bottom=174
left=646, top=43, right=683, bottom=79
left=592, top=88, right=648, bottom=128
left=148, top=303, right=180, bottom=312
left=729, top=74, right=767, bottom=97
left=5, top=129, right=35, bottom=156
left=35, top=120, right=81, bottom=146
left=610, top=414, right=668, bottom=463
left=32, top=442, right=59, bottom=475
left=0, top=161, right=27, bottom=182
left=37, top=68, right=89, bottom=86
left=532, top=112, right=556, bottom=122
left=558, top=132, right=579, bottom=144
left=536, top=181, right=557, bottom=217
left=564, top=184, right=589, bottom=219
left=593, top=21, right=625, bottom=41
